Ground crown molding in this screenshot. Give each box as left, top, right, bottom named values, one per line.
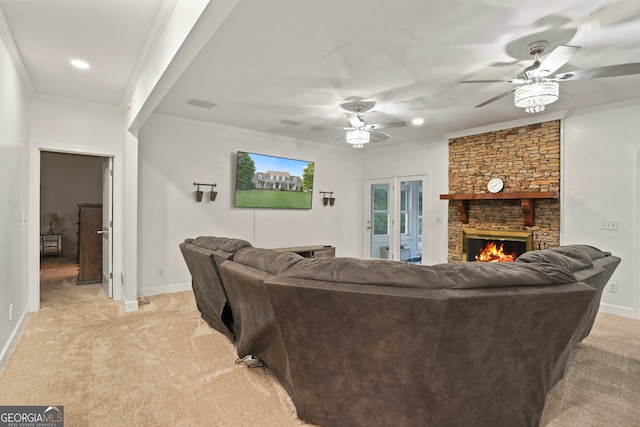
left=119, top=0, right=177, bottom=110
left=443, top=111, right=567, bottom=140
left=0, top=7, right=34, bottom=93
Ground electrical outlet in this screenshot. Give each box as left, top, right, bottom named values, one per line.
left=157, top=268, right=165, bottom=277
left=599, top=220, right=619, bottom=231
left=9, top=303, right=13, bottom=321
left=608, top=282, right=618, bottom=293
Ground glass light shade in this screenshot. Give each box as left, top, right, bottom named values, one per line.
left=346, top=130, right=370, bottom=148
left=514, top=81, right=559, bottom=113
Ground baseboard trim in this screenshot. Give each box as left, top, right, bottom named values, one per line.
left=0, top=305, right=30, bottom=373
left=599, top=303, right=638, bottom=319
left=123, top=299, right=139, bottom=313
left=138, top=282, right=192, bottom=298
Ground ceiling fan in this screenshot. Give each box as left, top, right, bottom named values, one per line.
left=338, top=103, right=407, bottom=148
left=462, top=40, right=640, bottom=113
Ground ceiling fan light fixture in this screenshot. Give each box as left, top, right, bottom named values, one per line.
left=514, top=80, right=559, bottom=113
left=346, top=130, right=370, bottom=148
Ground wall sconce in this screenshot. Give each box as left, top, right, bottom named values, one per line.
left=319, top=191, right=335, bottom=206
left=194, top=182, right=217, bottom=202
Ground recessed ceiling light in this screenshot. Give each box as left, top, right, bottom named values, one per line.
left=70, top=59, right=90, bottom=70
left=412, top=118, right=424, bottom=126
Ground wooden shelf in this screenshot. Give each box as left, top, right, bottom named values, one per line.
left=440, top=191, right=559, bottom=226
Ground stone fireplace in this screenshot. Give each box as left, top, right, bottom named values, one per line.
left=444, top=120, right=561, bottom=262
left=461, top=228, right=533, bottom=262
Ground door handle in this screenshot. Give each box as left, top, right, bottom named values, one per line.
left=97, top=230, right=108, bottom=234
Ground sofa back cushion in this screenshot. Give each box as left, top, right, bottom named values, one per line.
left=233, top=247, right=303, bottom=274
left=191, top=236, right=252, bottom=257
left=276, top=256, right=577, bottom=290
left=516, top=245, right=595, bottom=272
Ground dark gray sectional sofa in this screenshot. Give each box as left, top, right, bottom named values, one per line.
left=179, top=237, right=620, bottom=427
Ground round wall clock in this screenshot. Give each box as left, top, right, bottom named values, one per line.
left=487, top=178, right=504, bottom=193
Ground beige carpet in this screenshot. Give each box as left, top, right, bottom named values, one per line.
left=540, top=313, right=640, bottom=426
left=0, top=277, right=307, bottom=427
left=1, top=270, right=639, bottom=426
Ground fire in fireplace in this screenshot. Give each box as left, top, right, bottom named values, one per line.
left=461, top=228, right=533, bottom=263
left=475, top=242, right=516, bottom=262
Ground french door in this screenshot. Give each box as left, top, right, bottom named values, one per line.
left=365, top=175, right=426, bottom=263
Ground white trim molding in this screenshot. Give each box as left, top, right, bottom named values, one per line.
left=0, top=7, right=34, bottom=93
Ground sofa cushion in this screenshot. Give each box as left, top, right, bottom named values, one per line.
left=233, top=247, right=303, bottom=274
left=191, top=236, right=252, bottom=254
left=550, top=244, right=610, bottom=260
left=516, top=245, right=596, bottom=272
left=276, top=257, right=576, bottom=290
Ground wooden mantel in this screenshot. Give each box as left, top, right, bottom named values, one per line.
left=439, top=191, right=559, bottom=226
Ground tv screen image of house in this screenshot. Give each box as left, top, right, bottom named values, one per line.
left=234, top=151, right=315, bottom=209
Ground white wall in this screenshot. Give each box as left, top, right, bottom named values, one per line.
left=563, top=99, right=640, bottom=319
left=363, top=137, right=450, bottom=265
left=28, top=96, right=125, bottom=309
left=137, top=114, right=364, bottom=296
left=0, top=29, right=30, bottom=365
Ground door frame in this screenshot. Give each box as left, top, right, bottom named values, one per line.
left=101, top=157, right=114, bottom=297
left=30, top=147, right=117, bottom=312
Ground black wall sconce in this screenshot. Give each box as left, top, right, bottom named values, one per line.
left=319, top=191, right=335, bottom=206
left=194, top=182, right=217, bottom=202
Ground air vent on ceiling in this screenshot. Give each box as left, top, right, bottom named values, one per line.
left=280, top=119, right=301, bottom=126
left=187, top=99, right=216, bottom=109
left=309, top=125, right=326, bottom=131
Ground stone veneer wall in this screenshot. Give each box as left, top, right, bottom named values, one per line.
left=446, top=120, right=561, bottom=262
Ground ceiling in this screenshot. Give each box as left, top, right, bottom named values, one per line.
left=2, top=0, right=640, bottom=149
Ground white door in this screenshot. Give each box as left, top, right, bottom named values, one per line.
left=100, top=157, right=113, bottom=297
left=365, top=175, right=426, bottom=263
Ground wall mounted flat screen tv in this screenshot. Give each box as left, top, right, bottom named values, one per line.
left=234, top=151, right=315, bottom=209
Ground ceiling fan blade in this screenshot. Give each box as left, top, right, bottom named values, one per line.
left=460, top=79, right=527, bottom=85
left=590, top=0, right=640, bottom=27
left=370, top=130, right=391, bottom=143
left=474, top=88, right=517, bottom=108
left=555, top=63, right=640, bottom=80
left=539, top=45, right=580, bottom=75
left=368, top=121, right=407, bottom=130
left=460, top=79, right=512, bottom=84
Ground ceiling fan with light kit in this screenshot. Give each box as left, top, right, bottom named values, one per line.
left=337, top=102, right=407, bottom=148
left=461, top=40, right=640, bottom=113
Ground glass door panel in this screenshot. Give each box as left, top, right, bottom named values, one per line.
left=399, top=179, right=423, bottom=263
left=368, top=181, right=391, bottom=259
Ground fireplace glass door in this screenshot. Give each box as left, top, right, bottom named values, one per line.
left=461, top=228, right=533, bottom=262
